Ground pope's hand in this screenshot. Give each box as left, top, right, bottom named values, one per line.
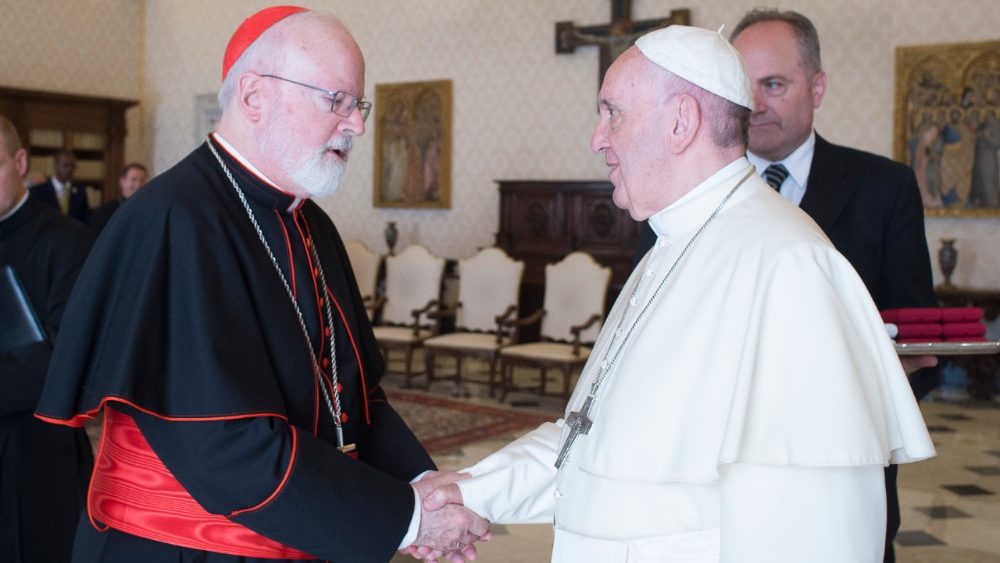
left=412, top=470, right=468, bottom=501
left=423, top=482, right=464, bottom=512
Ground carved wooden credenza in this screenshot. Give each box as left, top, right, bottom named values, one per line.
left=495, top=180, right=639, bottom=340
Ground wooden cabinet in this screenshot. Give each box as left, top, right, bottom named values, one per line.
left=495, top=180, right=640, bottom=337
left=0, top=86, right=137, bottom=203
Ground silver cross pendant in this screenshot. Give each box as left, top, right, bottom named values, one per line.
left=555, top=395, right=595, bottom=468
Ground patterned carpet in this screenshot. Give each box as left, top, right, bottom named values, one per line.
left=385, top=388, right=554, bottom=454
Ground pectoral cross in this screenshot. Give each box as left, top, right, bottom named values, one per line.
left=555, top=395, right=596, bottom=468
left=336, top=427, right=356, bottom=454
left=555, top=0, right=691, bottom=88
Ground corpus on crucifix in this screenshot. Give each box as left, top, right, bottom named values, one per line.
left=556, top=0, right=690, bottom=88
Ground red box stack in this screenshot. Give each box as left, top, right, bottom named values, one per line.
left=880, top=307, right=986, bottom=343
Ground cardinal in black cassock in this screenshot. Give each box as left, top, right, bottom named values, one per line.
left=37, top=137, right=435, bottom=562
left=34, top=7, right=437, bottom=562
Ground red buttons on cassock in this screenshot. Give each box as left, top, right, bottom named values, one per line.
left=323, top=327, right=331, bottom=337
left=336, top=383, right=343, bottom=393
left=321, top=358, right=330, bottom=368
left=340, top=413, right=348, bottom=423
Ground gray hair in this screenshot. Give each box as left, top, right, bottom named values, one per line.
left=662, top=72, right=750, bottom=149
left=731, top=9, right=822, bottom=77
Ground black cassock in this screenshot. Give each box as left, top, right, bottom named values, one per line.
left=1, top=195, right=94, bottom=562
left=37, top=139, right=435, bottom=563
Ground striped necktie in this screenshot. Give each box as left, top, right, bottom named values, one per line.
left=762, top=164, right=790, bottom=191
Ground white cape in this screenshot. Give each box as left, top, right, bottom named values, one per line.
left=458, top=159, right=934, bottom=559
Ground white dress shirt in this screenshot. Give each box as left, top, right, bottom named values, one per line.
left=747, top=131, right=816, bottom=207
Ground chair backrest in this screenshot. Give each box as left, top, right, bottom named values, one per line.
left=541, top=251, right=611, bottom=343
left=456, top=247, right=524, bottom=332
left=382, top=245, right=446, bottom=326
left=344, top=240, right=381, bottom=301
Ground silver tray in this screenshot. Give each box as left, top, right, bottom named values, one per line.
left=894, top=341, right=1000, bottom=356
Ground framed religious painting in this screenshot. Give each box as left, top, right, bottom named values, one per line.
left=373, top=80, right=452, bottom=209
left=893, top=40, right=1000, bottom=216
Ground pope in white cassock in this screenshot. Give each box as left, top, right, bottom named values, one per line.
left=416, top=25, right=936, bottom=563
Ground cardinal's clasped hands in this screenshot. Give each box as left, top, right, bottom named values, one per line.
left=400, top=471, right=489, bottom=563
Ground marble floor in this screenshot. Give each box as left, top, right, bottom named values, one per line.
left=385, top=367, right=1000, bottom=563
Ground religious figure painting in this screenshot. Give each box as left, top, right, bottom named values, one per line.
left=894, top=40, right=1000, bottom=216
left=373, top=80, right=452, bottom=208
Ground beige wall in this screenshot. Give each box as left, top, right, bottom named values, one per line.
left=144, top=0, right=1000, bottom=288
left=0, top=0, right=145, bottom=168
left=6, top=0, right=996, bottom=287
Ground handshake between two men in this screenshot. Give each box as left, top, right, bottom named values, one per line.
left=403, top=471, right=487, bottom=563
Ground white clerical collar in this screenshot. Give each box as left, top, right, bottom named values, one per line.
left=209, top=132, right=305, bottom=212
left=747, top=130, right=815, bottom=204
left=0, top=191, right=29, bottom=222
left=648, top=157, right=753, bottom=241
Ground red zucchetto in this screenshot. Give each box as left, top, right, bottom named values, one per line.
left=222, top=5, right=307, bottom=80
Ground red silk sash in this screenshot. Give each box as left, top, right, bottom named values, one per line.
left=89, top=409, right=317, bottom=559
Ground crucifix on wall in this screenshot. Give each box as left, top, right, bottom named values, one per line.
left=556, top=1, right=690, bottom=88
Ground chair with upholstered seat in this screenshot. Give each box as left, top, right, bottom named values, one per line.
left=344, top=240, right=382, bottom=319
left=371, top=245, right=446, bottom=387
left=498, top=251, right=611, bottom=406
left=423, top=247, right=524, bottom=396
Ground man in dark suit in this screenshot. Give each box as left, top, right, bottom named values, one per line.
left=87, top=162, right=148, bottom=235
left=634, top=10, right=936, bottom=562
left=29, top=149, right=91, bottom=223
left=729, top=9, right=939, bottom=392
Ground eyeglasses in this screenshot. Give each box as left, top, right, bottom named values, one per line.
left=260, top=74, right=371, bottom=122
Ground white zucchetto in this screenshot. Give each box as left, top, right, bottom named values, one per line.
left=635, top=25, right=754, bottom=110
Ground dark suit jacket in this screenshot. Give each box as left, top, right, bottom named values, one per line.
left=802, top=135, right=935, bottom=315
left=29, top=179, right=91, bottom=223
left=635, top=135, right=938, bottom=397
left=87, top=198, right=122, bottom=236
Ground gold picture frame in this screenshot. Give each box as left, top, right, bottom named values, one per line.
left=373, top=80, right=452, bottom=208
left=894, top=40, right=1000, bottom=216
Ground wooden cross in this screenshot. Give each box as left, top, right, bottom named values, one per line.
left=555, top=1, right=690, bottom=88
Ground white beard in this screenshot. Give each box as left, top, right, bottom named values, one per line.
left=288, top=138, right=349, bottom=198
left=261, top=127, right=352, bottom=198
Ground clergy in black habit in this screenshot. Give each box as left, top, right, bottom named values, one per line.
left=35, top=6, right=488, bottom=563
left=0, top=115, right=95, bottom=562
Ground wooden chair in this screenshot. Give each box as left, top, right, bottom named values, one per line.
left=423, top=247, right=524, bottom=396
left=371, top=245, right=445, bottom=387
left=498, top=251, right=611, bottom=406
left=344, top=240, right=382, bottom=319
